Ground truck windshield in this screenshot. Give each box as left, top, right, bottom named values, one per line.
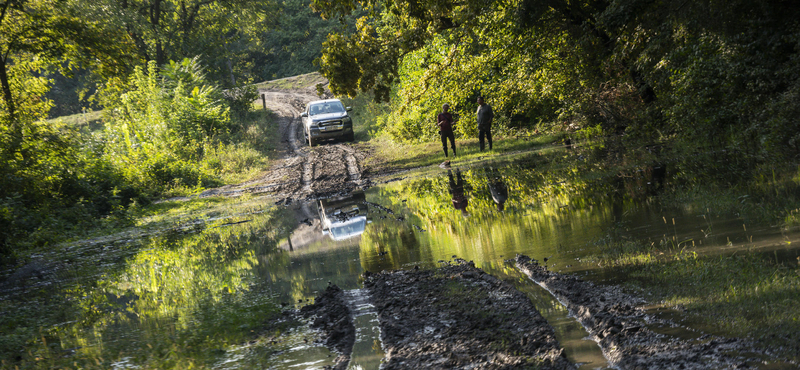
left=308, top=101, right=345, bottom=116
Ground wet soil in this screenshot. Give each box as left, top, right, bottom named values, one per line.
left=300, top=284, right=355, bottom=370
left=298, top=260, right=576, bottom=369
left=192, top=86, right=374, bottom=202
left=298, top=253, right=795, bottom=369
left=515, top=254, right=784, bottom=369
left=363, top=260, right=575, bottom=369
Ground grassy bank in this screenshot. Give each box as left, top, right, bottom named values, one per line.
left=341, top=92, right=571, bottom=173
left=595, top=245, right=800, bottom=361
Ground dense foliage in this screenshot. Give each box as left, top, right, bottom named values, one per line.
left=103, top=58, right=231, bottom=192
left=247, top=0, right=366, bottom=81
left=44, top=0, right=362, bottom=117
left=0, top=0, right=340, bottom=261
left=0, top=55, right=261, bottom=261
left=4, top=0, right=800, bottom=261
left=315, top=0, right=800, bottom=158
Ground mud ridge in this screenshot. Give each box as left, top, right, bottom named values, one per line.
left=364, top=260, right=576, bottom=370
left=515, top=254, right=778, bottom=369
left=299, top=284, right=355, bottom=370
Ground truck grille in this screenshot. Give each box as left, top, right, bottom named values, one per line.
left=319, top=120, right=342, bottom=127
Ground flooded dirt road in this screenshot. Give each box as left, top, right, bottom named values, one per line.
left=195, top=87, right=370, bottom=201
left=2, top=87, right=799, bottom=370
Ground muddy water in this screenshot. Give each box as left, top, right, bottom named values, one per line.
left=8, top=150, right=799, bottom=369
left=258, top=151, right=800, bottom=369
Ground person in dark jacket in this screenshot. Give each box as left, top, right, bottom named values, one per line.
left=448, top=169, right=469, bottom=217
left=476, top=96, right=494, bottom=151
left=438, top=103, right=456, bottom=157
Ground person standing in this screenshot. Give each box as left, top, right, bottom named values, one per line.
left=437, top=103, right=456, bottom=158
left=476, top=96, right=494, bottom=151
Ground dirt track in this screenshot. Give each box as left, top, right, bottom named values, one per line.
left=197, top=87, right=370, bottom=201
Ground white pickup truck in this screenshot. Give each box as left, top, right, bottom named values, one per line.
left=300, top=99, right=354, bottom=146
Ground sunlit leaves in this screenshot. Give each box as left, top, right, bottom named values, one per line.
left=103, top=59, right=230, bottom=192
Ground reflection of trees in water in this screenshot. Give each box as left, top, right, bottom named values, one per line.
left=360, top=221, right=423, bottom=272
left=55, top=209, right=290, bottom=368
left=370, top=152, right=673, bottom=264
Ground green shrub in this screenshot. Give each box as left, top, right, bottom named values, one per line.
left=102, top=58, right=231, bottom=194
left=224, top=85, right=260, bottom=114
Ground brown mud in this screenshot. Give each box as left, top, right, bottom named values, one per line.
left=296, top=255, right=798, bottom=369
left=363, top=260, right=576, bottom=369
left=300, top=284, right=355, bottom=370
left=514, top=254, right=788, bottom=369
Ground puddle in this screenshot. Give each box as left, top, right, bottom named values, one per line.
left=5, top=150, right=799, bottom=369
left=342, top=289, right=384, bottom=370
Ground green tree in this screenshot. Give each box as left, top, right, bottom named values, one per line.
left=244, top=0, right=365, bottom=81
left=316, top=0, right=800, bottom=160
left=1, top=0, right=131, bottom=144
left=90, top=0, right=277, bottom=86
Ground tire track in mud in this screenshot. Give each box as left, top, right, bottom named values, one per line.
left=265, top=89, right=365, bottom=199
left=341, top=145, right=361, bottom=183
left=273, top=91, right=314, bottom=195
left=179, top=88, right=368, bottom=202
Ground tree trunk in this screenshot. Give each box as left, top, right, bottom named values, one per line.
left=0, top=58, right=16, bottom=121
left=227, top=59, right=236, bottom=86
left=151, top=0, right=166, bottom=65
left=0, top=58, right=22, bottom=153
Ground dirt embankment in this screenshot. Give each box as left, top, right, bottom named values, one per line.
left=297, top=257, right=795, bottom=369
left=514, top=254, right=783, bottom=369
left=364, top=260, right=575, bottom=370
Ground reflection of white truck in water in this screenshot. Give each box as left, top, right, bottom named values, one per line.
left=318, top=192, right=368, bottom=241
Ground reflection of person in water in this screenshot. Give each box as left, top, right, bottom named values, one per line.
left=487, top=168, right=508, bottom=211
left=448, top=169, right=469, bottom=217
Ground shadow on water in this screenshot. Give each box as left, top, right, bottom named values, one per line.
left=4, top=148, right=799, bottom=369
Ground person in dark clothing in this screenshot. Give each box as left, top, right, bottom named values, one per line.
left=487, top=167, right=508, bottom=211
left=476, top=96, right=494, bottom=151
left=448, top=169, right=469, bottom=217
left=437, top=103, right=456, bottom=157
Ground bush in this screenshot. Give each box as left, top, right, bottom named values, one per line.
left=102, top=58, right=231, bottom=194
left=224, top=85, right=260, bottom=114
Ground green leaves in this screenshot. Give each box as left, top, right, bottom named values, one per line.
left=103, top=59, right=230, bottom=191
left=318, top=0, right=800, bottom=163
